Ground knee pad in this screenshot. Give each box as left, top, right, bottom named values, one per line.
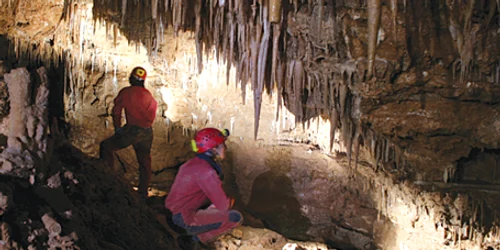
left=228, top=210, right=242, bottom=223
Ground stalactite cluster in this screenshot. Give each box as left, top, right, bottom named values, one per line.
left=369, top=175, right=500, bottom=248
left=1, top=0, right=497, bottom=183
left=1, top=0, right=500, bottom=248
left=13, top=0, right=489, bottom=178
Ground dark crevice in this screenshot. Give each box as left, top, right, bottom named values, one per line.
left=456, top=148, right=500, bottom=184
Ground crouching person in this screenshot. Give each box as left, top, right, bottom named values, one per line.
left=165, top=128, right=243, bottom=246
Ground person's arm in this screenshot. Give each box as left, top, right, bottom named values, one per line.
left=197, top=169, right=231, bottom=210
left=112, top=89, right=125, bottom=131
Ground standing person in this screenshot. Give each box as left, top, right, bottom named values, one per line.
left=100, top=66, right=158, bottom=201
left=165, top=128, right=243, bottom=248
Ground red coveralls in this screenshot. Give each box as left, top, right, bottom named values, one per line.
left=100, top=85, right=158, bottom=199
left=165, top=156, right=243, bottom=243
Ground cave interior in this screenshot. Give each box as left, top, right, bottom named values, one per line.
left=0, top=0, right=500, bottom=249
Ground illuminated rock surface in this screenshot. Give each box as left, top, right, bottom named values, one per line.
left=0, top=1, right=499, bottom=249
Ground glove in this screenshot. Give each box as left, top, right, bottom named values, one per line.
left=229, top=198, right=235, bottom=209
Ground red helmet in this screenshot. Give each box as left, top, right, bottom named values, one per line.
left=130, top=66, right=147, bottom=82
left=192, top=128, right=229, bottom=153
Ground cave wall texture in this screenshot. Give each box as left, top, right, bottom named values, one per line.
left=86, top=0, right=500, bottom=182
left=1, top=0, right=500, bottom=249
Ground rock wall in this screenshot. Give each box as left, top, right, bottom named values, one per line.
left=1, top=0, right=500, bottom=250
left=0, top=63, right=177, bottom=249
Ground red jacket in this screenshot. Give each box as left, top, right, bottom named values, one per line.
left=165, top=157, right=231, bottom=222
left=113, top=86, right=157, bottom=129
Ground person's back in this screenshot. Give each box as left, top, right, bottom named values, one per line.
left=113, top=85, right=156, bottom=129
left=165, top=156, right=231, bottom=222
left=100, top=66, right=157, bottom=201
left=165, top=128, right=243, bottom=246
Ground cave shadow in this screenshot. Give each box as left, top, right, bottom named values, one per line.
left=455, top=148, right=500, bottom=184
left=244, top=169, right=312, bottom=241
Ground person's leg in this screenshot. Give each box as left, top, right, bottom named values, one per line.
left=132, top=127, right=153, bottom=200
left=188, top=209, right=243, bottom=244
left=99, top=126, right=136, bottom=171
left=172, top=213, right=222, bottom=235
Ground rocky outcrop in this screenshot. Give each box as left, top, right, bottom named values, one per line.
left=1, top=0, right=500, bottom=249
left=0, top=65, right=176, bottom=249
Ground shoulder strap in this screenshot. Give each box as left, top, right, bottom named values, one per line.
left=196, top=153, right=222, bottom=176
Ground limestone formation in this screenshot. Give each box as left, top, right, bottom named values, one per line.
left=0, top=1, right=499, bottom=249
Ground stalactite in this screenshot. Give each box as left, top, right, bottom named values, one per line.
left=113, top=24, right=118, bottom=48
left=319, top=74, right=328, bottom=112
left=449, top=0, right=476, bottom=82
left=390, top=0, right=397, bottom=40
left=173, top=0, right=182, bottom=33
left=375, top=137, right=382, bottom=168
left=353, top=122, right=362, bottom=169
left=225, top=0, right=235, bottom=86
left=313, top=74, right=322, bottom=111
left=305, top=75, right=312, bottom=122
left=343, top=116, right=353, bottom=167
left=209, top=0, right=214, bottom=29
left=366, top=129, right=375, bottom=159
left=214, top=8, right=221, bottom=62
left=318, top=0, right=324, bottom=31
left=293, top=61, right=305, bottom=124
left=464, top=0, right=475, bottom=32
left=238, top=52, right=249, bottom=104
left=463, top=0, right=476, bottom=81
left=195, top=0, right=203, bottom=74
left=384, top=138, right=390, bottom=163
left=250, top=0, right=262, bottom=139
left=270, top=23, right=281, bottom=97
left=223, top=50, right=230, bottom=87
left=254, top=2, right=269, bottom=139
left=328, top=75, right=337, bottom=152
left=152, top=0, right=158, bottom=19
left=275, top=60, right=284, bottom=121
left=367, top=0, right=382, bottom=78
left=237, top=0, right=249, bottom=104
left=121, top=0, right=127, bottom=26
left=219, top=6, right=226, bottom=61
left=329, top=108, right=339, bottom=152
left=486, top=0, right=497, bottom=25
left=286, top=60, right=294, bottom=97
left=339, top=84, right=348, bottom=118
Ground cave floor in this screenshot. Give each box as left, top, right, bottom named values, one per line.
left=125, top=159, right=332, bottom=250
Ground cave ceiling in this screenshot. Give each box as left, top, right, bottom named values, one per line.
left=1, top=0, right=500, bottom=182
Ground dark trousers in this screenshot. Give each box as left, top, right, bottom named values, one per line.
left=100, top=125, right=153, bottom=199
left=172, top=208, right=243, bottom=243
